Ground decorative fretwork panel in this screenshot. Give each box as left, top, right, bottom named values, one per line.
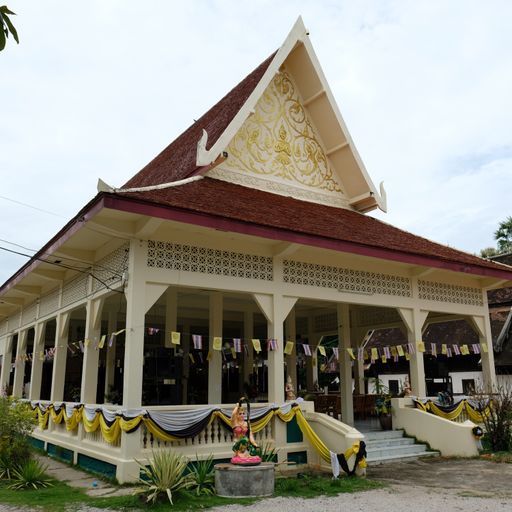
left=40, top=287, right=60, bottom=318
left=93, top=243, right=129, bottom=292
left=356, top=307, right=402, bottom=327
left=21, top=301, right=37, bottom=326
left=62, top=274, right=89, bottom=307
left=283, top=260, right=412, bottom=297
left=147, top=240, right=273, bottom=281
left=418, top=280, right=483, bottom=306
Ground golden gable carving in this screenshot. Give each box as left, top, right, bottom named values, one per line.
left=223, top=71, right=343, bottom=193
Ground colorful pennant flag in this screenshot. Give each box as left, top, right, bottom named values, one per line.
left=405, top=352, right=410, bottom=361
left=357, top=347, right=364, bottom=361
left=371, top=347, right=378, bottom=361
left=460, top=344, right=470, bottom=355
left=78, top=340, right=84, bottom=353
left=390, top=346, right=398, bottom=358
left=233, top=338, right=242, bottom=353
left=417, top=341, right=425, bottom=353
left=472, top=344, right=480, bottom=355
left=231, top=347, right=237, bottom=358
left=147, top=327, right=160, bottom=335
left=207, top=350, right=213, bottom=361
left=192, top=335, right=202, bottom=350
left=302, top=343, right=312, bottom=356
left=452, top=344, right=460, bottom=355
left=481, top=343, right=488, bottom=353
left=332, top=347, right=339, bottom=360
left=441, top=344, right=447, bottom=355
left=347, top=348, right=356, bottom=360
left=98, top=335, right=106, bottom=349
left=447, top=347, right=452, bottom=358
left=407, top=343, right=415, bottom=354
left=252, top=338, right=262, bottom=353
left=397, top=345, right=405, bottom=357
left=430, top=343, right=437, bottom=357
left=284, top=341, right=294, bottom=355
left=318, top=345, right=326, bottom=357
left=268, top=338, right=278, bottom=351
left=171, top=331, right=181, bottom=345
left=213, top=337, right=222, bottom=351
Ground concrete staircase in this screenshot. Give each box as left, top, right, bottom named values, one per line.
left=364, top=430, right=439, bottom=464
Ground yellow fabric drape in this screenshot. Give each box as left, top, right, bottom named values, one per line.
left=415, top=399, right=490, bottom=423
left=294, top=408, right=330, bottom=463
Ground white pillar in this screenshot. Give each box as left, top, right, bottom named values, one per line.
left=165, top=287, right=177, bottom=348
left=12, top=329, right=27, bottom=398
left=243, top=311, right=254, bottom=386
left=208, top=292, right=223, bottom=404
left=182, top=321, right=190, bottom=404
left=0, top=335, right=13, bottom=394
left=80, top=298, right=103, bottom=404
left=50, top=313, right=70, bottom=401
left=104, top=311, right=117, bottom=396
left=338, top=304, right=354, bottom=425
left=352, top=328, right=366, bottom=395
left=405, top=309, right=427, bottom=397
left=29, top=323, right=46, bottom=400
left=306, top=315, right=318, bottom=390
left=122, top=239, right=146, bottom=409
left=468, top=310, right=497, bottom=392
left=284, top=308, right=297, bottom=395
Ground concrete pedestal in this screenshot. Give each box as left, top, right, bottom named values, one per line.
left=215, top=462, right=275, bottom=498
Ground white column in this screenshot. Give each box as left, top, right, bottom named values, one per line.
left=243, top=311, right=254, bottom=386
left=0, top=335, right=13, bottom=394
left=468, top=309, right=497, bottom=392
left=29, top=323, right=46, bottom=400
left=104, top=311, right=117, bottom=396
left=352, top=328, right=366, bottom=395
left=284, top=308, right=297, bottom=395
left=80, top=297, right=103, bottom=404
left=306, top=315, right=318, bottom=390
left=406, top=309, right=427, bottom=397
left=164, top=287, right=177, bottom=348
left=208, top=292, right=223, bottom=404
left=12, top=329, right=27, bottom=398
left=181, top=321, right=190, bottom=404
left=122, top=239, right=146, bottom=409
left=50, top=313, right=70, bottom=401
left=338, top=304, right=354, bottom=425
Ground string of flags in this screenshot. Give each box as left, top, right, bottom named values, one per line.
left=10, top=323, right=489, bottom=368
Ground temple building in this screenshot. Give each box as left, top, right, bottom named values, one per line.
left=1, top=18, right=511, bottom=481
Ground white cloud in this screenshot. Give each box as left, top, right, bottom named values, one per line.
left=1, top=0, right=511, bottom=284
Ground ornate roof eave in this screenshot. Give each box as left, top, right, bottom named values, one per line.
left=194, top=16, right=387, bottom=213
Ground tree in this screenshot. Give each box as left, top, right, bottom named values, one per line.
left=495, top=216, right=512, bottom=254
left=0, top=5, right=19, bottom=51
left=480, top=247, right=498, bottom=259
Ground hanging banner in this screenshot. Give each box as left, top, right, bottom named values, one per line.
left=284, top=341, right=294, bottom=355
left=441, top=344, right=447, bottom=355
left=370, top=347, right=378, bottom=361
left=268, top=339, right=278, bottom=351
left=430, top=343, right=437, bottom=357
left=397, top=345, right=405, bottom=357
left=302, top=344, right=312, bottom=356
left=472, top=343, right=480, bottom=355
left=171, top=332, right=181, bottom=345
left=98, top=335, right=106, bottom=349
left=251, top=338, right=261, bottom=353
left=405, top=352, right=410, bottom=361
left=233, top=338, right=242, bottom=353
left=318, top=345, right=326, bottom=357
left=390, top=346, right=398, bottom=358
left=192, top=335, right=202, bottom=350
left=452, top=345, right=460, bottom=356
left=212, top=337, right=222, bottom=351
left=417, top=341, right=425, bottom=353
left=481, top=343, right=488, bottom=353
left=347, top=348, right=356, bottom=360
left=460, top=344, right=470, bottom=355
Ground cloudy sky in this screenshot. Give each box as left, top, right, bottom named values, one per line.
left=1, top=0, right=511, bottom=285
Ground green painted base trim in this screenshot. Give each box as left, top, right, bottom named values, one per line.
left=77, top=453, right=116, bottom=479
left=47, top=443, right=73, bottom=464
left=287, top=451, right=307, bottom=464
left=287, top=417, right=303, bottom=443
left=29, top=437, right=45, bottom=451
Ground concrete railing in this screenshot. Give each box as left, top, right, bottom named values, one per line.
left=392, top=398, right=479, bottom=457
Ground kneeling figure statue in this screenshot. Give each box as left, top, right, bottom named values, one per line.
left=231, top=399, right=261, bottom=465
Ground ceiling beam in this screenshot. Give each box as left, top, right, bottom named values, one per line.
left=87, top=218, right=135, bottom=238
left=0, top=297, right=25, bottom=306
left=32, top=268, right=66, bottom=282
left=325, top=141, right=349, bottom=156
left=302, top=88, right=326, bottom=107
left=135, top=217, right=163, bottom=238
left=273, top=242, right=300, bottom=258
left=479, top=277, right=508, bottom=289
left=13, top=285, right=42, bottom=297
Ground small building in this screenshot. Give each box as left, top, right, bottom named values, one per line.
left=1, top=18, right=511, bottom=481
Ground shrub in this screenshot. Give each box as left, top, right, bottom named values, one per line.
left=0, top=397, right=35, bottom=475
left=135, top=450, right=193, bottom=505
left=260, top=442, right=278, bottom=462
left=189, top=454, right=215, bottom=496
left=8, top=459, right=53, bottom=490
left=472, top=384, right=512, bottom=452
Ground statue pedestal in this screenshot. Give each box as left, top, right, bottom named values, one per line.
left=214, top=462, right=275, bottom=498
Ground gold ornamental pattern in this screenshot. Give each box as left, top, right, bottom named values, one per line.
left=223, top=71, right=343, bottom=193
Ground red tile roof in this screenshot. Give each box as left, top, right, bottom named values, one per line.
left=123, top=52, right=276, bottom=188
left=112, top=177, right=512, bottom=278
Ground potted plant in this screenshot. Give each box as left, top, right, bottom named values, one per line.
left=372, top=378, right=393, bottom=430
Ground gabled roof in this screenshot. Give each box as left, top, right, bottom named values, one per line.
left=119, top=17, right=387, bottom=213
left=109, top=178, right=512, bottom=279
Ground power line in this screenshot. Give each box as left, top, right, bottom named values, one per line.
left=0, top=194, right=67, bottom=218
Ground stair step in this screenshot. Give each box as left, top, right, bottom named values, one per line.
left=365, top=437, right=415, bottom=448
left=364, top=430, right=405, bottom=441
left=366, top=443, right=427, bottom=459
left=367, top=450, right=439, bottom=465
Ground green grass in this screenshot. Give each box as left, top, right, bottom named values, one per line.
left=0, top=472, right=383, bottom=511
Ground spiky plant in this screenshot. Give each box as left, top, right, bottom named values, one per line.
left=135, top=450, right=193, bottom=505
left=190, top=454, right=215, bottom=496
left=8, top=459, right=53, bottom=490
left=260, top=442, right=279, bottom=462
left=0, top=453, right=11, bottom=480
